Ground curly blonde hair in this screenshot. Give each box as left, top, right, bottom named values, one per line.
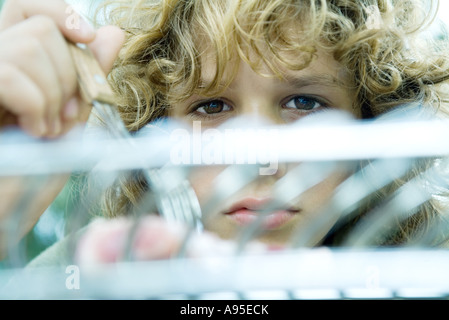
left=93, top=0, right=449, bottom=246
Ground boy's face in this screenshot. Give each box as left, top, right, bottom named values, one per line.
left=168, top=47, right=357, bottom=246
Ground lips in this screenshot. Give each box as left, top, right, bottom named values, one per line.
left=223, top=197, right=300, bottom=230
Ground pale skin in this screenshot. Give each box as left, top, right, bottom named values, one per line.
left=0, top=0, right=124, bottom=259
left=169, top=49, right=358, bottom=246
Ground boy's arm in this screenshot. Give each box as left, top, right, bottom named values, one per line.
left=0, top=0, right=124, bottom=260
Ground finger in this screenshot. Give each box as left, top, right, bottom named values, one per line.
left=57, top=26, right=125, bottom=134
left=22, top=15, right=77, bottom=117
left=70, top=25, right=125, bottom=126
left=0, top=36, right=64, bottom=136
left=0, top=62, right=47, bottom=136
left=89, top=25, right=125, bottom=74
left=53, top=26, right=125, bottom=135
left=0, top=15, right=82, bottom=136
left=132, top=217, right=186, bottom=260
left=59, top=94, right=85, bottom=136
left=74, top=216, right=186, bottom=264
left=0, top=0, right=95, bottom=43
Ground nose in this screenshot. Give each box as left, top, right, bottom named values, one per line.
left=259, top=162, right=288, bottom=178
left=273, top=162, right=288, bottom=178
left=239, top=103, right=284, bottom=125
left=245, top=162, right=292, bottom=200
left=231, top=63, right=286, bottom=125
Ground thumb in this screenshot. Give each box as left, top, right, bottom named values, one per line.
left=74, top=25, right=125, bottom=123
left=89, top=25, right=125, bottom=74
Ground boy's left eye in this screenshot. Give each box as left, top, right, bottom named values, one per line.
left=283, top=96, right=326, bottom=111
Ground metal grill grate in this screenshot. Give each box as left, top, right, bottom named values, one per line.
left=1, top=108, right=449, bottom=299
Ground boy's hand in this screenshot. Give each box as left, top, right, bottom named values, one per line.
left=0, top=0, right=124, bottom=138
left=75, top=216, right=271, bottom=264
left=0, top=0, right=125, bottom=260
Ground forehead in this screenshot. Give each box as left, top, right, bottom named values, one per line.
left=197, top=43, right=351, bottom=91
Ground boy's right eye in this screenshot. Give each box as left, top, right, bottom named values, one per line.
left=195, top=100, right=232, bottom=114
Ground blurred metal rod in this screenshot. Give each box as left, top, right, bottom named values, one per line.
left=2, top=248, right=449, bottom=299
left=3, top=119, right=449, bottom=175
left=289, top=158, right=415, bottom=247
left=341, top=164, right=445, bottom=247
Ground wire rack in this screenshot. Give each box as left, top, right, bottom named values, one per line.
left=1, top=108, right=449, bottom=300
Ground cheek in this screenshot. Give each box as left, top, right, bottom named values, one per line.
left=298, top=169, right=349, bottom=216
left=188, top=165, right=228, bottom=206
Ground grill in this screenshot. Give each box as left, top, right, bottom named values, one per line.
left=0, top=107, right=448, bottom=300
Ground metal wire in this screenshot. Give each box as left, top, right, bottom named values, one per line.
left=1, top=108, right=449, bottom=299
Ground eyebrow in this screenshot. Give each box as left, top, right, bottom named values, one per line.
left=282, top=74, right=348, bottom=89
left=197, top=74, right=348, bottom=91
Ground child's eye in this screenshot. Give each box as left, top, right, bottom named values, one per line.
left=283, top=96, right=327, bottom=111
left=195, top=100, right=232, bottom=114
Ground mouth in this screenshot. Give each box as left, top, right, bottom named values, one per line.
left=223, top=197, right=300, bottom=230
